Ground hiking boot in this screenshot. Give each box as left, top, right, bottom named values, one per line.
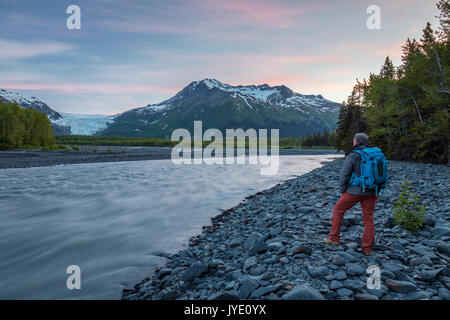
left=363, top=250, right=372, bottom=256
left=323, top=238, right=339, bottom=246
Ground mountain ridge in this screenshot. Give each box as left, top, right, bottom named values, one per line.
left=99, top=79, right=341, bottom=138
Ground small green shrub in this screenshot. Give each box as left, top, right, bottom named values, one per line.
left=72, top=145, right=80, bottom=151
left=93, top=148, right=98, bottom=153
left=393, top=180, right=426, bottom=233
left=107, top=148, right=113, bottom=153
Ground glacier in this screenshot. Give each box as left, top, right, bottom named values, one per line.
left=59, top=113, right=115, bottom=135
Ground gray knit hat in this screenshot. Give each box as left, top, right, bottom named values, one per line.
left=354, top=132, right=369, bottom=145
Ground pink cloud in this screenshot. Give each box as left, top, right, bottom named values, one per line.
left=0, top=39, right=73, bottom=59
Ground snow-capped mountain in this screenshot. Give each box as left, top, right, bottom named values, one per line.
left=99, top=79, right=341, bottom=138
left=0, top=89, right=115, bottom=135
left=0, top=88, right=71, bottom=135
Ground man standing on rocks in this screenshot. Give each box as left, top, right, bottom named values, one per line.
left=323, top=133, right=379, bottom=256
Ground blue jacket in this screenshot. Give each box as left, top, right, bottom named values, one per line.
left=339, top=143, right=376, bottom=195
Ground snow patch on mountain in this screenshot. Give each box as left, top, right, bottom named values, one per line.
left=186, top=79, right=337, bottom=113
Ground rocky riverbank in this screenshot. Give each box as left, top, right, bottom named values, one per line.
left=122, top=158, right=450, bottom=300
left=0, top=147, right=340, bottom=169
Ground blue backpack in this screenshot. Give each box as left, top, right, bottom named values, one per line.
left=349, top=147, right=388, bottom=196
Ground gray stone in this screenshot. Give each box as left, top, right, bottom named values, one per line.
left=421, top=267, right=447, bottom=281
left=308, top=266, right=329, bottom=278
left=344, top=279, right=366, bottom=291
left=267, top=242, right=283, bottom=251
left=238, top=277, right=259, bottom=299
left=156, top=268, right=172, bottom=279
left=292, top=244, right=313, bottom=255
left=230, top=237, right=241, bottom=247
left=410, top=256, right=433, bottom=267
left=432, top=226, right=450, bottom=237
left=436, top=242, right=450, bottom=256
left=385, top=279, right=417, bottom=293
left=381, top=270, right=396, bottom=280
left=280, top=257, right=289, bottom=264
left=161, top=289, right=179, bottom=300
left=282, top=284, right=325, bottom=300
left=250, top=284, right=283, bottom=298
left=181, top=262, right=209, bottom=283
left=336, top=288, right=353, bottom=297
left=208, top=292, right=239, bottom=300
left=244, top=232, right=264, bottom=250
left=355, top=293, right=379, bottom=300
left=438, top=287, right=450, bottom=300
left=244, top=256, right=258, bottom=270
left=330, top=280, right=343, bottom=290
left=346, top=264, right=365, bottom=276
left=331, top=255, right=346, bottom=266
left=335, top=271, right=347, bottom=280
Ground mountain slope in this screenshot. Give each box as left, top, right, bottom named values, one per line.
left=98, top=79, right=341, bottom=138
left=0, top=89, right=71, bottom=135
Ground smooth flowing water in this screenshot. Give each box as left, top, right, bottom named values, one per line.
left=0, top=154, right=341, bottom=299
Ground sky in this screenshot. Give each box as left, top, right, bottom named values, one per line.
left=0, top=0, right=442, bottom=114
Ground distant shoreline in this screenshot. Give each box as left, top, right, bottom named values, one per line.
left=0, top=146, right=343, bottom=169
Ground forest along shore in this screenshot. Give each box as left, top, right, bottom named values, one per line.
left=123, top=158, right=450, bottom=300
left=0, top=147, right=341, bottom=169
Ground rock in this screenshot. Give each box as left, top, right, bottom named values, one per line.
left=162, top=290, right=179, bottom=300
left=421, top=267, right=448, bottom=281
left=346, top=264, right=365, bottom=276
left=281, top=284, right=325, bottom=300
left=181, top=262, right=209, bottom=283
left=381, top=270, right=395, bottom=281
left=355, top=293, right=379, bottom=300
left=208, top=292, right=239, bottom=300
left=335, top=271, right=347, bottom=280
left=436, top=243, right=450, bottom=256
left=343, top=214, right=358, bottom=226
left=385, top=217, right=395, bottom=228
left=250, top=284, right=283, bottom=298
left=330, top=280, right=343, bottom=290
left=410, top=256, right=433, bottom=267
left=331, top=255, right=346, bottom=266
left=297, top=207, right=315, bottom=214
left=308, top=266, right=329, bottom=278
left=336, top=288, right=353, bottom=297
left=422, top=216, right=436, bottom=227
left=366, top=288, right=386, bottom=298
left=230, top=237, right=241, bottom=247
left=238, top=277, right=259, bottom=299
left=432, top=226, right=450, bottom=237
left=279, top=257, right=289, bottom=264
left=292, top=245, right=313, bottom=255
left=244, top=232, right=263, bottom=249
left=383, top=262, right=407, bottom=273
left=269, top=227, right=282, bottom=237
left=344, top=279, right=366, bottom=291
left=244, top=256, right=258, bottom=270
left=385, top=279, right=417, bottom=293
left=393, top=271, right=411, bottom=282
left=345, top=242, right=358, bottom=250
left=267, top=242, right=283, bottom=251
left=249, top=241, right=268, bottom=255
left=438, top=288, right=450, bottom=300
left=225, top=270, right=242, bottom=281
left=156, top=268, right=172, bottom=279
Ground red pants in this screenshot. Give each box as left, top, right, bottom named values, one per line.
left=329, top=192, right=379, bottom=252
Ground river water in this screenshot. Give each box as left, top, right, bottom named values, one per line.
left=0, top=154, right=341, bottom=299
